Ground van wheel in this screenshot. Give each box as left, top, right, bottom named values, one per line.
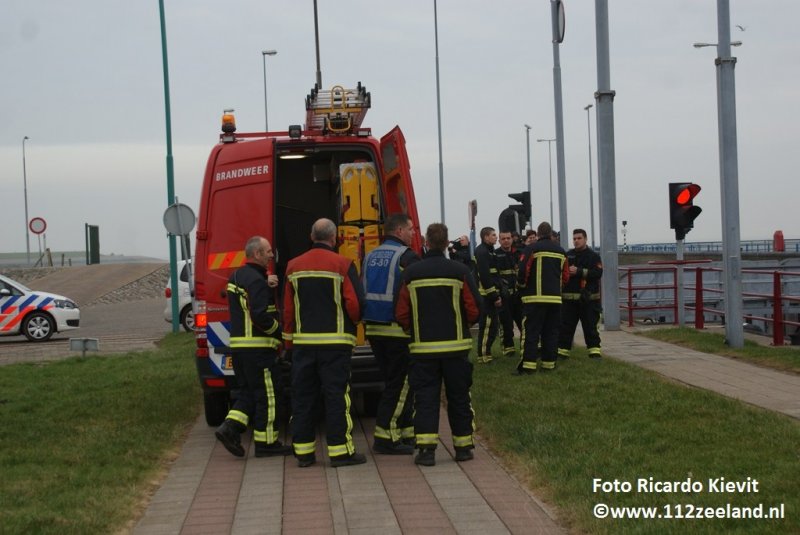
left=180, top=305, right=195, bottom=332
left=23, top=312, right=55, bottom=342
left=204, top=392, right=229, bottom=426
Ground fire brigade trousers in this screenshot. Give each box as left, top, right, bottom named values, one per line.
left=408, top=355, right=475, bottom=450
left=226, top=350, right=283, bottom=445
left=477, top=300, right=499, bottom=358
left=519, top=303, right=561, bottom=371
left=290, top=347, right=355, bottom=459
left=498, top=294, right=523, bottom=351
left=558, top=300, right=602, bottom=356
left=369, top=336, right=414, bottom=444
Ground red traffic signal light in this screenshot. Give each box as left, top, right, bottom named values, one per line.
left=668, top=182, right=702, bottom=240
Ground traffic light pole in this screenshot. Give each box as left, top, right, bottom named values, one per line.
left=675, top=240, right=685, bottom=326
left=715, top=0, right=744, bottom=347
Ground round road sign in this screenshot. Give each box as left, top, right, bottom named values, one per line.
left=163, top=203, right=196, bottom=236
left=29, top=217, right=47, bottom=235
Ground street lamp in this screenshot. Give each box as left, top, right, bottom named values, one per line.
left=433, top=0, right=445, bottom=222
left=261, top=50, right=277, bottom=132
left=537, top=138, right=556, bottom=224
left=22, top=136, right=31, bottom=265
left=584, top=104, right=596, bottom=248
left=524, top=124, right=532, bottom=221
left=693, top=40, right=742, bottom=48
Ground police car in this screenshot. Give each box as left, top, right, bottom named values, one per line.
left=0, top=273, right=81, bottom=342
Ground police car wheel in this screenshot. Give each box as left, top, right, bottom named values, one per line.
left=180, top=305, right=195, bottom=332
left=23, top=312, right=55, bottom=342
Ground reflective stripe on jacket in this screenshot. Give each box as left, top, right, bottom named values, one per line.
left=227, top=263, right=281, bottom=351
left=282, top=243, right=365, bottom=349
left=395, top=251, right=482, bottom=358
left=518, top=239, right=569, bottom=305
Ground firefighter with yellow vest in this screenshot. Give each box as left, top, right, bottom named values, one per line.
left=516, top=222, right=569, bottom=374
left=283, top=218, right=367, bottom=468
left=362, top=213, right=420, bottom=455
left=558, top=228, right=603, bottom=359
left=215, top=236, right=293, bottom=458
left=395, top=223, right=482, bottom=466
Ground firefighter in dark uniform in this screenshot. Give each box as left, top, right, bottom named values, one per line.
left=215, top=236, right=292, bottom=458
left=558, top=228, right=604, bottom=359
left=516, top=222, right=569, bottom=374
left=282, top=218, right=367, bottom=468
left=496, top=230, right=523, bottom=356
left=474, top=226, right=502, bottom=363
left=395, top=223, right=482, bottom=466
left=362, top=213, right=420, bottom=455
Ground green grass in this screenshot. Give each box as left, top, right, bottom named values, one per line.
left=0, top=333, right=200, bottom=535
left=639, top=327, right=800, bottom=374
left=471, top=342, right=800, bottom=534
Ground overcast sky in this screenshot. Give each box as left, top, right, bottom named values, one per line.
left=2, top=1, right=798, bottom=260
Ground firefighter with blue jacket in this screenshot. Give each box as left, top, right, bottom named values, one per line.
left=396, top=223, right=482, bottom=466
left=362, top=213, right=420, bottom=455
left=558, top=228, right=603, bottom=359
left=283, top=218, right=367, bottom=468
left=215, top=236, right=292, bottom=458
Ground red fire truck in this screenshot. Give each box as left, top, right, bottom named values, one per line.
left=192, top=83, right=422, bottom=425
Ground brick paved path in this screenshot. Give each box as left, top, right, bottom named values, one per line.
left=134, top=410, right=563, bottom=535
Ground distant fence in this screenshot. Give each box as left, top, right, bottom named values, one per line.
left=623, top=239, right=800, bottom=254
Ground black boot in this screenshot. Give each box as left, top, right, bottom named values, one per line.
left=255, top=440, right=293, bottom=457
left=373, top=439, right=414, bottom=455
left=414, top=448, right=436, bottom=466
left=215, top=420, right=244, bottom=457
left=330, top=452, right=367, bottom=467
left=454, top=447, right=474, bottom=462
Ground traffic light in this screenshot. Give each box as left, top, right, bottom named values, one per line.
left=499, top=191, right=531, bottom=234
left=668, top=182, right=702, bottom=240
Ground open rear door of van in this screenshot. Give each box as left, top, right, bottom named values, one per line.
left=379, top=126, right=423, bottom=252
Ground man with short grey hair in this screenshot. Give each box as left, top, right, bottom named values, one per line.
left=283, top=218, right=367, bottom=468
left=215, top=236, right=291, bottom=458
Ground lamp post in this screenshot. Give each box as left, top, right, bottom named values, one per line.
left=584, top=104, right=596, bottom=248
left=537, top=138, right=556, bottom=224
left=261, top=50, right=277, bottom=132
left=433, top=0, right=445, bottom=222
left=694, top=0, right=744, bottom=347
left=22, top=136, right=31, bottom=265
left=524, top=124, right=532, bottom=221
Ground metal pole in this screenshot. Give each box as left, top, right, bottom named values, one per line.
left=524, top=124, right=532, bottom=220
left=536, top=138, right=556, bottom=225
left=22, top=136, right=31, bottom=265
left=262, top=50, right=277, bottom=132
left=715, top=0, right=744, bottom=347
left=584, top=104, right=596, bottom=248
left=595, top=0, right=620, bottom=330
left=158, top=0, right=179, bottom=333
left=434, top=0, right=445, bottom=222
left=550, top=0, right=569, bottom=249
left=547, top=141, right=553, bottom=224
left=676, top=240, right=685, bottom=325
left=313, top=0, right=322, bottom=88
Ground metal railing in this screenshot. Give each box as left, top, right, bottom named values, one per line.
left=623, top=239, right=800, bottom=254
left=618, top=263, right=800, bottom=345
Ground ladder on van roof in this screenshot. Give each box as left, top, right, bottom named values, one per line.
left=305, top=83, right=371, bottom=133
